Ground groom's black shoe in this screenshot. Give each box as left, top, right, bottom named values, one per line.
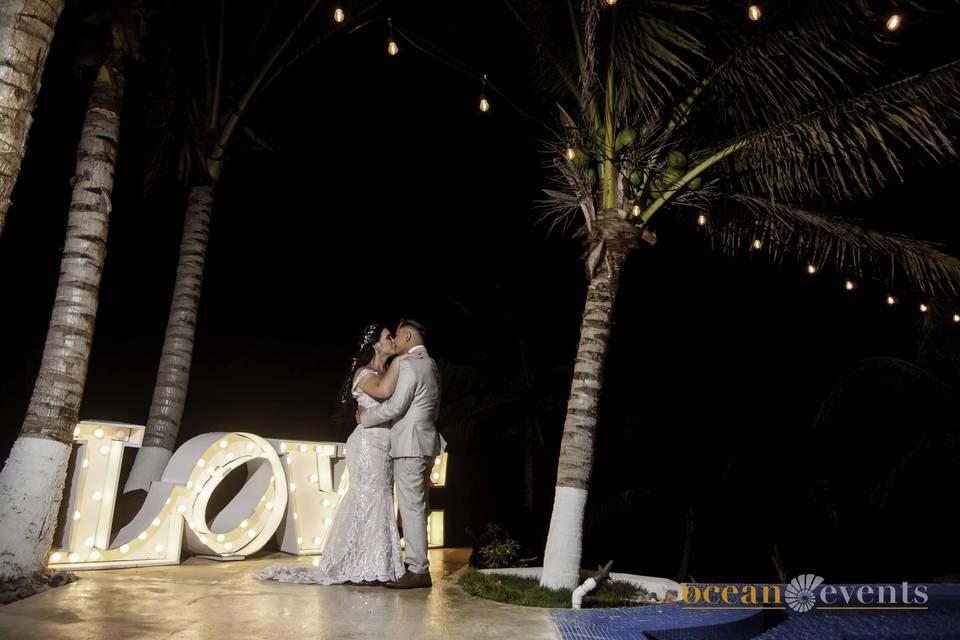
left=385, top=570, right=432, bottom=589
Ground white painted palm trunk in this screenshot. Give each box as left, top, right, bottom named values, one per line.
left=541, top=218, right=633, bottom=590
left=126, top=186, right=214, bottom=492
left=0, top=56, right=124, bottom=578
left=0, top=438, right=72, bottom=579
left=0, top=0, right=65, bottom=237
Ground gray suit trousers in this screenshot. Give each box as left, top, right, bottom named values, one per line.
left=394, top=456, right=433, bottom=574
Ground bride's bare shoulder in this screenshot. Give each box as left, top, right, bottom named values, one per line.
left=353, top=367, right=379, bottom=385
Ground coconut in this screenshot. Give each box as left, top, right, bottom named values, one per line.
left=615, top=127, right=637, bottom=151
left=663, top=168, right=685, bottom=186
left=629, top=170, right=643, bottom=186
left=666, top=150, right=688, bottom=169
left=688, top=175, right=703, bottom=190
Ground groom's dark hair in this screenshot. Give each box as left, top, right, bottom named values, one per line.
left=397, top=318, right=428, bottom=342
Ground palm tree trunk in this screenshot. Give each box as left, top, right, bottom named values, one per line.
left=540, top=211, right=637, bottom=590
left=0, top=53, right=124, bottom=580
left=0, top=0, right=65, bottom=237
left=125, top=186, right=214, bottom=492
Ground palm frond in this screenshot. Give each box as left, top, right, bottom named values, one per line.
left=705, top=194, right=960, bottom=296
left=724, top=60, right=960, bottom=202
left=695, top=0, right=878, bottom=134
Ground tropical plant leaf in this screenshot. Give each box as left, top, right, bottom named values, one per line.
left=705, top=194, right=960, bottom=296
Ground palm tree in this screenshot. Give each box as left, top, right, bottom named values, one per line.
left=507, top=0, right=960, bottom=589
left=0, top=0, right=66, bottom=238
left=125, top=0, right=388, bottom=490
left=0, top=10, right=141, bottom=579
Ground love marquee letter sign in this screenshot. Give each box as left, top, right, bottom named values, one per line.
left=47, top=421, right=448, bottom=571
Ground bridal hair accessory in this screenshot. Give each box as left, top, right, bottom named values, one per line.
left=339, top=323, right=381, bottom=404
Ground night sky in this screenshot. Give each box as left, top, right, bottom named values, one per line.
left=1, top=1, right=959, bottom=583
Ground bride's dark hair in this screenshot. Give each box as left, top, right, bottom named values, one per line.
left=339, top=323, right=386, bottom=406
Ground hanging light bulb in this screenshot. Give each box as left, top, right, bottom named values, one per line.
left=748, top=4, right=762, bottom=21
left=953, top=313, right=960, bottom=323
left=478, top=74, right=490, bottom=112
left=632, top=204, right=642, bottom=218
left=806, top=264, right=817, bottom=275
left=697, top=214, right=707, bottom=226
left=886, top=295, right=897, bottom=305
left=333, top=7, right=345, bottom=23
left=885, top=14, right=902, bottom=31
left=604, top=0, right=618, bottom=5
left=387, top=19, right=399, bottom=56
left=919, top=303, right=929, bottom=313
left=844, top=279, right=856, bottom=291
left=565, top=147, right=576, bottom=161
left=752, top=239, right=762, bottom=250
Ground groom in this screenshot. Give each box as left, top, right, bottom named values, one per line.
left=357, top=319, right=443, bottom=589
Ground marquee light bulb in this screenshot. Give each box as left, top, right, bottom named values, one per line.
left=99, top=445, right=109, bottom=455
left=82, top=459, right=89, bottom=468
left=248, top=529, right=257, bottom=538
left=313, top=537, right=322, bottom=545
left=73, top=426, right=81, bottom=437
left=152, top=518, right=161, bottom=527
left=217, top=534, right=225, bottom=542
left=68, top=553, right=79, bottom=562
left=90, top=551, right=101, bottom=560
left=219, top=440, right=228, bottom=449
left=297, top=537, right=303, bottom=545
left=299, top=444, right=308, bottom=452
left=84, top=537, right=94, bottom=547
left=94, top=428, right=103, bottom=439
left=120, top=544, right=129, bottom=554
left=266, top=502, right=273, bottom=511
left=240, top=520, right=248, bottom=529
left=51, top=552, right=62, bottom=562
left=324, top=517, right=333, bottom=525
left=138, top=532, right=148, bottom=540
left=246, top=443, right=254, bottom=451
left=196, top=458, right=205, bottom=467
left=92, top=491, right=102, bottom=502
left=309, top=474, right=318, bottom=483
left=224, top=542, right=233, bottom=551
left=73, top=511, right=81, bottom=520
left=322, top=499, right=330, bottom=508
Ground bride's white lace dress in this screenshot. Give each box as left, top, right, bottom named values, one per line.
left=253, top=368, right=404, bottom=584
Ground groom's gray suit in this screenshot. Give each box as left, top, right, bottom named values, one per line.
left=360, top=345, right=443, bottom=575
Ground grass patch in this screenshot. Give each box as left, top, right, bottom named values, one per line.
left=457, top=568, right=652, bottom=608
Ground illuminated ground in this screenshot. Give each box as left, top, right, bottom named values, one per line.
left=0, top=548, right=556, bottom=639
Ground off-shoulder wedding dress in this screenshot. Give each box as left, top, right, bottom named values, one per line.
left=253, top=368, right=404, bottom=584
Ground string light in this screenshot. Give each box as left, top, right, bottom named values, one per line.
left=564, top=147, right=576, bottom=161
left=387, top=19, right=399, bottom=56
left=886, top=295, right=897, bottom=305
left=806, top=264, right=817, bottom=275
left=697, top=214, right=707, bottom=226
left=632, top=205, right=642, bottom=218
left=919, top=303, right=929, bottom=313
left=844, top=279, right=856, bottom=291
left=604, top=0, right=618, bottom=5
left=748, top=4, right=762, bottom=21
left=478, top=74, right=490, bottom=112
left=751, top=239, right=762, bottom=250
left=885, top=14, right=902, bottom=31
left=333, top=6, right=345, bottom=23
left=953, top=313, right=960, bottom=323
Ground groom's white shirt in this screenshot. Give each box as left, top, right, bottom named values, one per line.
left=360, top=345, right=445, bottom=458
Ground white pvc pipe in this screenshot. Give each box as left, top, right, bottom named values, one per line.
left=572, top=576, right=598, bottom=609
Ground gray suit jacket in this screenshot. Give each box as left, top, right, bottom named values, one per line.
left=360, top=346, right=445, bottom=458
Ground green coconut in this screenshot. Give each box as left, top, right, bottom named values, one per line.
left=666, top=150, right=688, bottom=169
left=688, top=175, right=704, bottom=190
left=614, top=127, right=637, bottom=151
left=629, top=170, right=643, bottom=186
left=663, top=168, right=684, bottom=187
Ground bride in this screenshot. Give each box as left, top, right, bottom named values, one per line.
left=254, top=324, right=420, bottom=585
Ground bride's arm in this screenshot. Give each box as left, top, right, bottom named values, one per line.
left=355, top=353, right=421, bottom=401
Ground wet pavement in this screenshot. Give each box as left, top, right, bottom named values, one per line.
left=0, top=548, right=557, bottom=639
